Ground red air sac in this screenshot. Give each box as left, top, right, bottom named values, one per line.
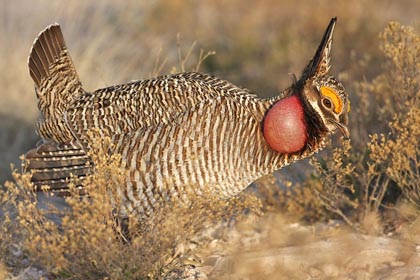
left=263, top=95, right=308, bottom=154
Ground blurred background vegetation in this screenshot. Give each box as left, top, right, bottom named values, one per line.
left=1, top=0, right=419, bottom=184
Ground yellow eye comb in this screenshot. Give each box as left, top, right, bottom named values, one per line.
left=320, top=86, right=343, bottom=113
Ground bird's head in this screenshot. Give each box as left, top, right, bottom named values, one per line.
left=301, top=74, right=349, bottom=139
left=298, top=17, right=349, bottom=140
left=263, top=17, right=350, bottom=154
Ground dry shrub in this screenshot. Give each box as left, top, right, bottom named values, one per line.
left=311, top=22, right=420, bottom=232
left=254, top=173, right=332, bottom=223
left=310, top=140, right=360, bottom=227
left=370, top=109, right=420, bottom=207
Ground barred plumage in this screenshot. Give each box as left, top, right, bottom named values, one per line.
left=23, top=18, right=350, bottom=216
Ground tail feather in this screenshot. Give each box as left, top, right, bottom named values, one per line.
left=28, top=24, right=85, bottom=143
left=28, top=23, right=74, bottom=92
left=30, top=165, right=88, bottom=181
left=23, top=142, right=91, bottom=196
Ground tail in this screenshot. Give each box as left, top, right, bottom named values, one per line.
left=23, top=142, right=91, bottom=196
left=28, top=23, right=85, bottom=143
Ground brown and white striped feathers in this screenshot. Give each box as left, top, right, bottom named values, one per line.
left=23, top=18, right=349, bottom=216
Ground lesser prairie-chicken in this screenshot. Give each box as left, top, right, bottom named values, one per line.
left=24, top=17, right=349, bottom=216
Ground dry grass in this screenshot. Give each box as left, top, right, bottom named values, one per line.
left=1, top=1, right=420, bottom=279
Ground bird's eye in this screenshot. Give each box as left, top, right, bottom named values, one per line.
left=323, top=98, right=332, bottom=109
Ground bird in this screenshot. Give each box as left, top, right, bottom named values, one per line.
left=23, top=17, right=349, bottom=217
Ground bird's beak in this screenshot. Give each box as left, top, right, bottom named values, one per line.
left=332, top=120, right=350, bottom=139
